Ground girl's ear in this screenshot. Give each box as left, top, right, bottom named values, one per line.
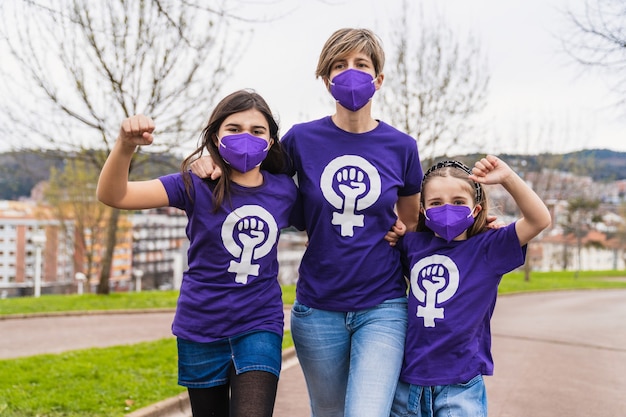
left=472, top=204, right=482, bottom=217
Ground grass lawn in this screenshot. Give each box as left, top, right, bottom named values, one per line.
left=0, top=286, right=296, bottom=317
left=0, top=339, right=181, bottom=417
left=1, top=272, right=625, bottom=416
left=0, top=291, right=179, bottom=316
left=499, top=269, right=626, bottom=294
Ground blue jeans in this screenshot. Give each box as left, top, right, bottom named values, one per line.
left=290, top=297, right=408, bottom=417
left=390, top=375, right=487, bottom=417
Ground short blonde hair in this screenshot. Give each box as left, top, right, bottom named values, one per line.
left=315, top=28, right=385, bottom=80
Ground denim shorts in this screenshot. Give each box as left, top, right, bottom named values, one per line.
left=177, top=330, right=282, bottom=388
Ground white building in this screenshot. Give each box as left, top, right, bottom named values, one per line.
left=0, top=200, right=74, bottom=296
left=129, top=207, right=188, bottom=291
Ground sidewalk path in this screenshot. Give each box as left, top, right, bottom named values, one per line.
left=2, top=290, right=626, bottom=416
left=0, top=310, right=175, bottom=359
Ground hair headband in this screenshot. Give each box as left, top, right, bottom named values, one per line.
left=423, top=160, right=483, bottom=203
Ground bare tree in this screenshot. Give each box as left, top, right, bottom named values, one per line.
left=561, top=0, right=626, bottom=106
left=44, top=156, right=112, bottom=292
left=0, top=0, right=251, bottom=293
left=562, top=197, right=601, bottom=276
left=381, top=1, right=490, bottom=167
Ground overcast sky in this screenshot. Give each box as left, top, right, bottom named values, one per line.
left=219, top=0, right=625, bottom=155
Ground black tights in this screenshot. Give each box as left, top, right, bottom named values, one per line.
left=187, top=368, right=279, bottom=417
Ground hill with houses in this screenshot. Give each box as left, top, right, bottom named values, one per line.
left=1, top=148, right=625, bottom=201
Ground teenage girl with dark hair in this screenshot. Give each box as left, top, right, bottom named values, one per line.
left=97, top=89, right=300, bottom=417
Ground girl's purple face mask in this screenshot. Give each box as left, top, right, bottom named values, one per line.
left=218, top=132, right=269, bottom=173
left=424, top=204, right=475, bottom=242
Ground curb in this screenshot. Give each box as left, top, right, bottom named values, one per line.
left=125, top=347, right=298, bottom=417
left=0, top=308, right=176, bottom=321
left=125, top=394, right=190, bottom=417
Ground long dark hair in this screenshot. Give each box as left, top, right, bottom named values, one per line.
left=181, top=89, right=286, bottom=210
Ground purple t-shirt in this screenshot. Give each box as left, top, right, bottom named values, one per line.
left=159, top=171, right=298, bottom=343
left=397, top=223, right=525, bottom=386
left=282, top=116, right=422, bottom=311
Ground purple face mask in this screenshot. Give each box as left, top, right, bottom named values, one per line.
left=329, top=68, right=376, bottom=112
left=424, top=204, right=475, bottom=243
left=218, top=132, right=269, bottom=173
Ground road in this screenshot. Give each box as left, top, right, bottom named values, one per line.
left=485, top=289, right=626, bottom=416
left=2, top=289, right=626, bottom=416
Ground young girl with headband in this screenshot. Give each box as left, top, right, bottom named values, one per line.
left=391, top=155, right=551, bottom=417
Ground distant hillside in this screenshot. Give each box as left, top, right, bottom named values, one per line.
left=0, top=150, right=180, bottom=200
left=561, top=149, right=626, bottom=181
left=448, top=149, right=626, bottom=183
left=0, top=150, right=62, bottom=200
left=1, top=148, right=624, bottom=200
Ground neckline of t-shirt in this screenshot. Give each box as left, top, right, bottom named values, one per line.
left=230, top=170, right=267, bottom=191
left=326, top=115, right=383, bottom=136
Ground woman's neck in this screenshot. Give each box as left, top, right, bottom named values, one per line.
left=331, top=105, right=378, bottom=134
left=230, top=169, right=263, bottom=187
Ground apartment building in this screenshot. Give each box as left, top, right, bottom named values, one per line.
left=0, top=200, right=73, bottom=297
left=0, top=200, right=183, bottom=295
left=128, top=207, right=188, bottom=291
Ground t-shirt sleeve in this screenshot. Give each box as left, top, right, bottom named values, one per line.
left=484, top=223, right=526, bottom=274
left=158, top=172, right=192, bottom=211
left=281, top=127, right=298, bottom=177
left=399, top=139, right=423, bottom=196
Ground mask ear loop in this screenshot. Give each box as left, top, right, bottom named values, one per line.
left=423, top=160, right=483, bottom=203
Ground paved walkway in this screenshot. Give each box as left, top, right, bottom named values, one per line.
left=0, top=310, right=175, bottom=359
left=2, top=289, right=626, bottom=416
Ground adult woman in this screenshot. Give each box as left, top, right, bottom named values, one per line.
left=191, top=29, right=422, bottom=417
left=283, top=28, right=422, bottom=417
